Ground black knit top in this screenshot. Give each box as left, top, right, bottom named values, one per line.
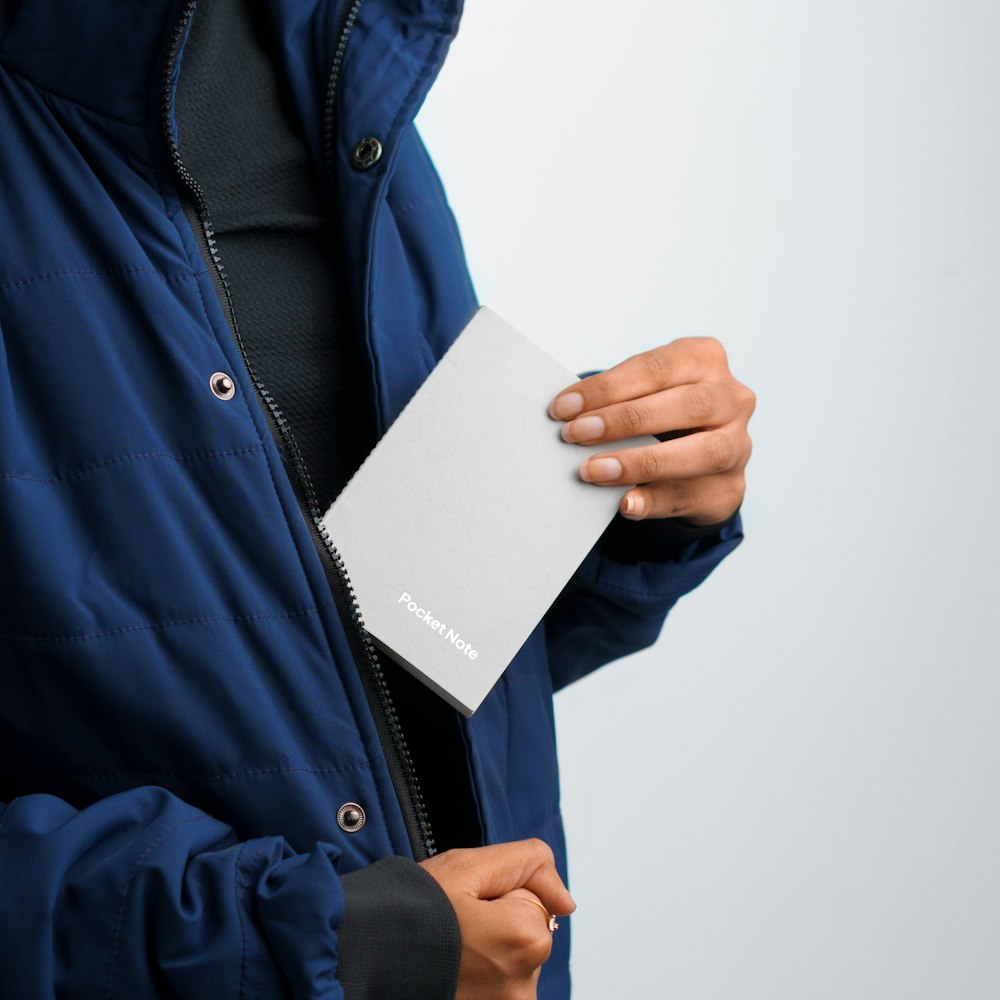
left=174, top=0, right=376, bottom=513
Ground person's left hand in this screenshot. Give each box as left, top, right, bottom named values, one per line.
left=548, top=337, right=756, bottom=527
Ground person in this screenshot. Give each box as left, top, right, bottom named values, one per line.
left=0, top=0, right=754, bottom=997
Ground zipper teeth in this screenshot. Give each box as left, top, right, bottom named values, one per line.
left=320, top=0, right=437, bottom=861
left=319, top=532, right=437, bottom=861
left=323, top=0, right=365, bottom=180
left=162, top=0, right=436, bottom=860
left=161, top=5, right=274, bottom=430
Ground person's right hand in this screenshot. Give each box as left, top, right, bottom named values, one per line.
left=419, top=838, right=576, bottom=1000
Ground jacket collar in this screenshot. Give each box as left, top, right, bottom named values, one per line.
left=0, top=0, right=463, bottom=142
left=0, top=0, right=189, bottom=125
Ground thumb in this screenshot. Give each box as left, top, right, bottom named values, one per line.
left=469, top=839, right=576, bottom=916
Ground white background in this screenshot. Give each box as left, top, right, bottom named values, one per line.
left=417, top=2, right=1000, bottom=997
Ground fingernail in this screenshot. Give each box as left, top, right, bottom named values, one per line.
left=561, top=415, right=604, bottom=443
left=580, top=457, right=621, bottom=483
left=549, top=391, right=584, bottom=420
left=622, top=494, right=646, bottom=518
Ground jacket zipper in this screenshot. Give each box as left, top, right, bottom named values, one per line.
left=322, top=0, right=365, bottom=179
left=160, top=0, right=436, bottom=861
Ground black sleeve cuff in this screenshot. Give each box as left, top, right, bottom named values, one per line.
left=337, top=856, right=461, bottom=1000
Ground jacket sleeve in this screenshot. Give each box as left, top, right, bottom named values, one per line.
left=544, top=506, right=743, bottom=691
left=0, top=786, right=459, bottom=1000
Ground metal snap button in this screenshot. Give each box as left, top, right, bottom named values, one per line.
left=337, top=802, right=366, bottom=833
left=350, top=136, right=383, bottom=170
left=210, top=372, right=236, bottom=400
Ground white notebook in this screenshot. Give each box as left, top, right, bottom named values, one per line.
left=321, top=307, right=655, bottom=715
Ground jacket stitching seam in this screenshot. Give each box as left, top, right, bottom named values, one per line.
left=0, top=268, right=196, bottom=295
left=0, top=444, right=266, bottom=484
left=72, top=762, right=373, bottom=782
left=103, top=813, right=213, bottom=999
left=1, top=600, right=336, bottom=644
left=387, top=193, right=441, bottom=223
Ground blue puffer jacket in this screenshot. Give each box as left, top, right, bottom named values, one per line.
left=0, top=0, right=743, bottom=996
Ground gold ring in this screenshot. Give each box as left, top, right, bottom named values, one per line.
left=518, top=896, right=559, bottom=933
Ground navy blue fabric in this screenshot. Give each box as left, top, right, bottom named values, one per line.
left=0, top=1, right=744, bottom=996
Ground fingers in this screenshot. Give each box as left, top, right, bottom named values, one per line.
left=546, top=335, right=755, bottom=526
left=446, top=888, right=554, bottom=999
left=502, top=886, right=553, bottom=916
left=558, top=382, right=740, bottom=445
left=491, top=889, right=557, bottom=968
left=518, top=860, right=576, bottom=917
left=419, top=847, right=572, bottom=1000
left=548, top=337, right=728, bottom=419
left=578, top=426, right=749, bottom=487
left=619, top=472, right=747, bottom=524
left=432, top=839, right=576, bottom=916
left=502, top=888, right=560, bottom=937
left=473, top=839, right=576, bottom=916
